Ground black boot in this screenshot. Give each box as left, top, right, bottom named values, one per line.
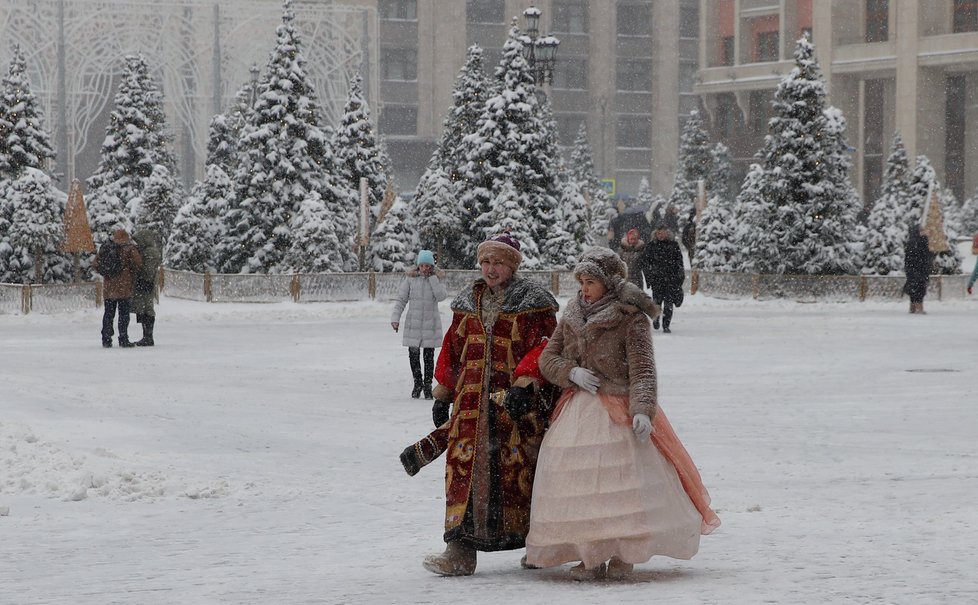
left=409, top=348, right=423, bottom=398
left=136, top=316, right=155, bottom=346
left=422, top=347, right=434, bottom=399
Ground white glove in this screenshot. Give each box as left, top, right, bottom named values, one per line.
left=568, top=367, right=600, bottom=394
left=632, top=414, right=652, bottom=441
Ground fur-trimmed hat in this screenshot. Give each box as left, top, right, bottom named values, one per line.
left=573, top=247, right=628, bottom=289
left=477, top=233, right=522, bottom=272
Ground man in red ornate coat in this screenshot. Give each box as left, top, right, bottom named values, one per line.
left=423, top=233, right=559, bottom=576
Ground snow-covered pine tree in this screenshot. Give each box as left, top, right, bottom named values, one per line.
left=165, top=164, right=232, bottom=272
left=693, top=191, right=738, bottom=273
left=906, top=156, right=960, bottom=275
left=205, top=113, right=237, bottom=174
left=707, top=142, right=732, bottom=204
left=731, top=163, right=779, bottom=273
left=637, top=177, right=655, bottom=209
left=480, top=181, right=541, bottom=269
left=961, top=187, right=978, bottom=236
left=668, top=110, right=712, bottom=223
left=435, top=45, right=492, bottom=183
left=569, top=122, right=615, bottom=246
left=736, top=36, right=860, bottom=275
left=86, top=54, right=180, bottom=247
left=134, top=165, right=179, bottom=242
left=862, top=133, right=913, bottom=275
left=217, top=0, right=353, bottom=273
left=8, top=168, right=69, bottom=283
left=0, top=46, right=60, bottom=283
left=0, top=46, right=55, bottom=179
left=414, top=167, right=465, bottom=268
left=282, top=192, right=348, bottom=273
left=366, top=196, right=414, bottom=273
left=460, top=26, right=563, bottom=266
left=542, top=180, right=590, bottom=269
left=934, top=186, right=963, bottom=275
left=334, top=72, right=389, bottom=233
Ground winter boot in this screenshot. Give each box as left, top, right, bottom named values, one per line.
left=909, top=301, right=917, bottom=314
left=422, top=540, right=477, bottom=576
left=652, top=317, right=660, bottom=330
left=118, top=338, right=135, bottom=348
left=568, top=561, right=606, bottom=581
left=916, top=302, right=926, bottom=315
left=102, top=339, right=112, bottom=348
left=136, top=316, right=155, bottom=347
left=422, top=347, right=434, bottom=399
left=409, top=348, right=423, bottom=398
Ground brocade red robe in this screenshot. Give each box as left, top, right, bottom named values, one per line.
left=433, top=277, right=558, bottom=551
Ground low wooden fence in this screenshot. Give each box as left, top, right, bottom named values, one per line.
left=1, top=269, right=971, bottom=314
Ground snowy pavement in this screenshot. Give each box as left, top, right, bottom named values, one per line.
left=2, top=295, right=977, bottom=604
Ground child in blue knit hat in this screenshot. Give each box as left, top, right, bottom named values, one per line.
left=391, top=250, right=449, bottom=398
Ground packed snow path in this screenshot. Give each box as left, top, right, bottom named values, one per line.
left=2, top=296, right=976, bottom=604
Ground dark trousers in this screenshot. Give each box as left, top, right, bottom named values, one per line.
left=102, top=298, right=131, bottom=343
left=408, top=347, right=435, bottom=388
left=653, top=297, right=673, bottom=328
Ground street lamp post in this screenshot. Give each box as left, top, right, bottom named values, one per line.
left=520, top=5, right=559, bottom=87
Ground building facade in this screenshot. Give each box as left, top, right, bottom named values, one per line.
left=350, top=0, right=700, bottom=197
left=695, top=0, right=978, bottom=204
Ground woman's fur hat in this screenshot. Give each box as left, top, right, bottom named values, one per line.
left=573, top=247, right=628, bottom=290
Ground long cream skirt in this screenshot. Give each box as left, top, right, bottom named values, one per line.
left=525, top=390, right=702, bottom=569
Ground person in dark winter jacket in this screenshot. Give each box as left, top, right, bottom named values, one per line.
left=391, top=250, right=449, bottom=398
left=641, top=223, right=685, bottom=333
left=681, top=208, right=697, bottom=267
left=131, top=228, right=162, bottom=346
left=903, top=223, right=933, bottom=314
left=618, top=228, right=647, bottom=288
left=94, top=226, right=142, bottom=348
left=609, top=205, right=652, bottom=253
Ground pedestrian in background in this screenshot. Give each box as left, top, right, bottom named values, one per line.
left=903, top=223, right=933, bottom=314
left=131, top=228, right=162, bottom=346
left=94, top=226, right=142, bottom=348
left=642, top=221, right=686, bottom=333
left=391, top=250, right=449, bottom=399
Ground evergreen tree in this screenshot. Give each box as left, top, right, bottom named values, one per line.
left=542, top=180, right=590, bottom=269
left=960, top=187, right=978, bottom=236
left=707, top=142, right=732, bottom=203
left=435, top=45, right=492, bottom=182
left=0, top=46, right=55, bottom=179
left=205, top=113, right=237, bottom=172
left=86, top=54, right=180, bottom=247
left=569, top=122, right=614, bottom=246
left=414, top=167, right=465, bottom=267
left=0, top=46, right=59, bottom=282
left=637, top=177, right=655, bottom=209
left=134, top=165, right=179, bottom=242
left=480, top=181, right=541, bottom=269
left=334, top=72, right=389, bottom=232
left=8, top=168, right=68, bottom=283
left=165, top=164, right=232, bottom=272
left=934, top=186, right=963, bottom=275
left=283, top=192, right=347, bottom=273
left=693, top=191, right=738, bottom=272
left=862, top=133, right=913, bottom=275
left=459, top=27, right=563, bottom=265
left=668, top=110, right=712, bottom=222
left=366, top=196, right=414, bottom=272
left=217, top=0, right=353, bottom=273
left=906, top=156, right=960, bottom=275
left=731, top=163, right=779, bottom=273
left=732, top=37, right=860, bottom=275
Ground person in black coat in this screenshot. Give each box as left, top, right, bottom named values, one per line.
left=903, top=223, right=933, bottom=314
left=641, top=222, right=685, bottom=333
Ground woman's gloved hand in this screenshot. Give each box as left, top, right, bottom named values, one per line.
left=569, top=367, right=600, bottom=394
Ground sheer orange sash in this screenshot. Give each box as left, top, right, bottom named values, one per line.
left=552, top=389, right=721, bottom=535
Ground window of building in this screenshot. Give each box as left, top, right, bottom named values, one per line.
left=863, top=79, right=885, bottom=200
left=616, top=58, right=652, bottom=91
left=679, top=60, right=697, bottom=92
left=380, top=48, right=417, bottom=81
left=617, top=2, right=652, bottom=36
left=466, top=0, right=505, bottom=24
left=379, top=104, right=417, bottom=136
left=680, top=4, right=699, bottom=39
left=553, top=57, right=588, bottom=90
left=616, top=115, right=651, bottom=148
left=552, top=2, right=589, bottom=33
left=865, top=0, right=888, bottom=42
left=720, top=36, right=735, bottom=66
left=755, top=31, right=779, bottom=62
left=748, top=90, right=772, bottom=134
left=379, top=0, right=417, bottom=21
left=953, top=0, right=978, bottom=32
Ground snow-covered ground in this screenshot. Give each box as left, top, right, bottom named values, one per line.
left=2, top=293, right=977, bottom=604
